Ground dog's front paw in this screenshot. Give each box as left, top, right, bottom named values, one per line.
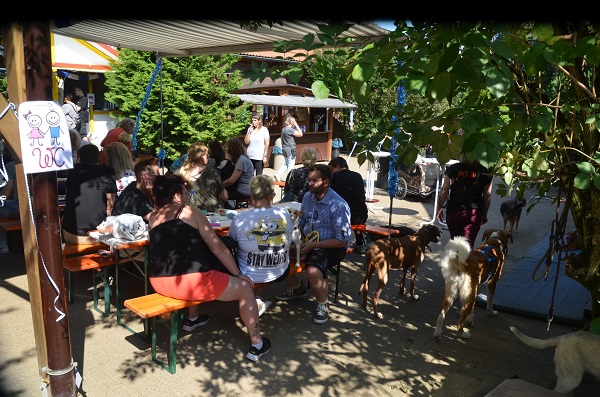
left=411, top=293, right=420, bottom=301
left=466, top=313, right=474, bottom=327
left=374, top=310, right=384, bottom=319
left=433, top=330, right=442, bottom=340
left=488, top=309, right=499, bottom=317
left=459, top=330, right=472, bottom=339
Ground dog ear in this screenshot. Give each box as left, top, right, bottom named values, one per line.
left=482, top=229, right=491, bottom=241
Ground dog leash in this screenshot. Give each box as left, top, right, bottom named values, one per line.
left=530, top=181, right=572, bottom=330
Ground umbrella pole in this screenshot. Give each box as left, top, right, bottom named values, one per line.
left=388, top=196, right=393, bottom=229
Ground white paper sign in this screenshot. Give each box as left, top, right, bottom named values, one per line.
left=18, top=101, right=74, bottom=174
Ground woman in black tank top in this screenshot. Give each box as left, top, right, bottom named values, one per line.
left=148, top=174, right=272, bottom=361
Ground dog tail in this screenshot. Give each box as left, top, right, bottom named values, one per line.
left=509, top=326, right=560, bottom=349
left=439, top=236, right=471, bottom=278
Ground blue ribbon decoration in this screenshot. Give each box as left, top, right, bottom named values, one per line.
left=132, top=58, right=163, bottom=151
left=388, top=84, right=405, bottom=198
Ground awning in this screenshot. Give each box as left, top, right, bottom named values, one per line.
left=51, top=20, right=391, bottom=58
left=232, top=94, right=357, bottom=109
left=52, top=34, right=118, bottom=73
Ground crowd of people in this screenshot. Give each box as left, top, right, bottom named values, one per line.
left=2, top=107, right=494, bottom=363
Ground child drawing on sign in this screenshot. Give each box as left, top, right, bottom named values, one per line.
left=23, top=111, right=44, bottom=146
left=46, top=110, right=64, bottom=146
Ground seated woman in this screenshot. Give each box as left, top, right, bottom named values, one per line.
left=208, top=139, right=235, bottom=184
left=223, top=138, right=254, bottom=205
left=148, top=174, right=271, bottom=362
left=62, top=144, right=117, bottom=244
left=281, top=147, right=317, bottom=203
left=104, top=141, right=136, bottom=196
left=176, top=142, right=228, bottom=213
left=112, top=157, right=158, bottom=222
left=227, top=175, right=293, bottom=316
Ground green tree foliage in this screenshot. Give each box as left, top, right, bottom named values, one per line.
left=104, top=49, right=250, bottom=160
left=300, top=48, right=401, bottom=150
left=246, top=21, right=600, bottom=318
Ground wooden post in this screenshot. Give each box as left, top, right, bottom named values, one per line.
left=3, top=21, right=78, bottom=396
left=1, top=22, right=50, bottom=394
left=24, top=20, right=77, bottom=397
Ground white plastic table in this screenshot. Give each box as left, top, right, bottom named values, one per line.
left=418, top=157, right=458, bottom=227
left=365, top=151, right=391, bottom=213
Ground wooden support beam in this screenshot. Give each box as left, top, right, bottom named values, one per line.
left=1, top=22, right=50, bottom=392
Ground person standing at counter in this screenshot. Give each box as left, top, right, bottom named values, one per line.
left=274, top=115, right=303, bottom=182
left=244, top=113, right=270, bottom=176
left=74, top=86, right=90, bottom=142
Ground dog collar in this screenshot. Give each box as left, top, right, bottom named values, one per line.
left=480, top=245, right=498, bottom=284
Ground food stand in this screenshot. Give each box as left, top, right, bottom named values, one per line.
left=232, top=84, right=356, bottom=165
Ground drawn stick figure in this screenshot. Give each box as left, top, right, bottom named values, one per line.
left=23, top=111, right=44, bottom=147
left=46, top=110, right=64, bottom=146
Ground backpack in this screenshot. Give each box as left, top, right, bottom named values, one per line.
left=70, top=103, right=80, bottom=127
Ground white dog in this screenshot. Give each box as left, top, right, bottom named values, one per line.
left=509, top=326, right=600, bottom=394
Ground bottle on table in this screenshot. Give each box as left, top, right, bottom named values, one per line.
left=189, top=189, right=197, bottom=207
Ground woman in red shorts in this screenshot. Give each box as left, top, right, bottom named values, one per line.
left=148, top=174, right=271, bottom=361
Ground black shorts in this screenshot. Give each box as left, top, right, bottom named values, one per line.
left=305, top=248, right=346, bottom=279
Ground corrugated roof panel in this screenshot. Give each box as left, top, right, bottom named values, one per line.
left=51, top=20, right=391, bottom=57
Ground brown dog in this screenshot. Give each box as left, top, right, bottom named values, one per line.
left=500, top=197, right=526, bottom=234
left=433, top=229, right=512, bottom=340
left=359, top=224, right=441, bottom=319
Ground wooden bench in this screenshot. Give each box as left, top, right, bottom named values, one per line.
left=123, top=246, right=353, bottom=374
left=0, top=217, right=21, bottom=232
left=273, top=180, right=285, bottom=199
left=124, top=293, right=203, bottom=374
left=350, top=224, right=400, bottom=238
left=63, top=253, right=131, bottom=316
left=1, top=217, right=22, bottom=253
left=62, top=241, right=109, bottom=257
left=351, top=224, right=400, bottom=251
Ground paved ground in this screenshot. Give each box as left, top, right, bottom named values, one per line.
left=0, top=154, right=597, bottom=397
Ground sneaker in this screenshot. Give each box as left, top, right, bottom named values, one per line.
left=275, top=282, right=308, bottom=301
left=354, top=244, right=367, bottom=254
left=182, top=314, right=210, bottom=332
left=0, top=240, right=8, bottom=254
left=314, top=303, right=329, bottom=324
left=256, top=297, right=272, bottom=317
left=246, top=337, right=271, bottom=362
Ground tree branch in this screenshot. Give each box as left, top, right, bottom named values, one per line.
left=557, top=65, right=598, bottom=102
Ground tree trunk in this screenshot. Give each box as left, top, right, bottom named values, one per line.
left=564, top=179, right=600, bottom=320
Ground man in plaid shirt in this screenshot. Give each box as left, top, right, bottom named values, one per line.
left=275, top=164, right=351, bottom=324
